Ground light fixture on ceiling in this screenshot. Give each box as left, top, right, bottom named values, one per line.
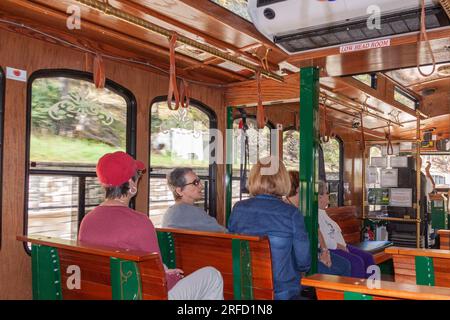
left=421, top=87, right=437, bottom=96
left=437, top=64, right=450, bottom=76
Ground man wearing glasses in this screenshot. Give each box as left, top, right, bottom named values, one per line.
left=163, top=167, right=227, bottom=232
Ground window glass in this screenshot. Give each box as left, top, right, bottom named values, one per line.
left=394, top=87, right=417, bottom=110
left=283, top=129, right=299, bottom=171
left=27, top=72, right=135, bottom=240
left=210, top=0, right=251, bottom=21
left=149, top=101, right=216, bottom=227
left=322, top=138, right=343, bottom=208
left=231, top=117, right=271, bottom=206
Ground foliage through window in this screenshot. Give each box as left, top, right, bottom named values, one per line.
left=149, top=100, right=217, bottom=227
left=322, top=138, right=343, bottom=207
left=26, top=71, right=136, bottom=241
left=283, top=129, right=299, bottom=171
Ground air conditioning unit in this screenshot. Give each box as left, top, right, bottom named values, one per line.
left=248, top=0, right=450, bottom=54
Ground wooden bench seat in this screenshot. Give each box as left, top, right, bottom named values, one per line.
left=302, top=274, right=450, bottom=300
left=17, top=235, right=168, bottom=300
left=156, top=228, right=274, bottom=300
left=438, top=230, right=450, bottom=250
left=385, top=246, right=450, bottom=287
left=326, top=206, right=393, bottom=264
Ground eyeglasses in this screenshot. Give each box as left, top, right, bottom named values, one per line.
left=183, top=178, right=202, bottom=187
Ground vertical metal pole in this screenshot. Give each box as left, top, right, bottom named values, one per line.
left=225, top=106, right=233, bottom=226
left=416, top=111, right=421, bottom=248
left=299, top=67, right=320, bottom=274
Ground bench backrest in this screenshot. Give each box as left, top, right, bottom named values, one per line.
left=385, top=246, right=450, bottom=287
left=17, top=235, right=168, bottom=300
left=302, top=274, right=450, bottom=300
left=326, top=206, right=361, bottom=244
left=438, top=230, right=450, bottom=250
left=156, top=228, right=274, bottom=300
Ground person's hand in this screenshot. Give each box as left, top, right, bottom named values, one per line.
left=319, top=249, right=332, bottom=268
left=167, top=268, right=185, bottom=279
left=337, top=243, right=349, bottom=252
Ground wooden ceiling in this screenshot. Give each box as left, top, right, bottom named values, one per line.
left=0, top=0, right=449, bottom=141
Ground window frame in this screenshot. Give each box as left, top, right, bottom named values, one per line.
left=24, top=69, right=137, bottom=252
left=394, top=86, right=418, bottom=110
left=0, top=67, right=4, bottom=250
left=148, top=96, right=218, bottom=218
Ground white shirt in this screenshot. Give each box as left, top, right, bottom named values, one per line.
left=318, top=209, right=346, bottom=250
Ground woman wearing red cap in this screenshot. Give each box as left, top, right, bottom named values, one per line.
left=79, top=151, right=224, bottom=300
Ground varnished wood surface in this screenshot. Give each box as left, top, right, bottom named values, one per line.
left=386, top=246, right=450, bottom=258
left=302, top=274, right=450, bottom=300
left=326, top=206, right=361, bottom=245
left=158, top=228, right=274, bottom=300
left=438, top=230, right=450, bottom=250
left=17, top=235, right=160, bottom=262
left=0, top=28, right=226, bottom=299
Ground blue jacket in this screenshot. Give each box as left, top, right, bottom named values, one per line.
left=228, top=194, right=311, bottom=300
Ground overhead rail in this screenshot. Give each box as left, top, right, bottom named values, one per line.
left=73, top=0, right=284, bottom=82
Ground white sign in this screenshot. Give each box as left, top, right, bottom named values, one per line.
left=371, top=157, right=387, bottom=168
left=6, top=67, right=27, bottom=82
left=367, top=167, right=379, bottom=184
left=340, top=39, right=391, bottom=53
left=380, top=168, right=398, bottom=188
left=390, top=188, right=413, bottom=207
left=390, top=156, right=408, bottom=168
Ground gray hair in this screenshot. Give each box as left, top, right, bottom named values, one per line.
left=167, top=167, right=194, bottom=199
left=318, top=180, right=328, bottom=196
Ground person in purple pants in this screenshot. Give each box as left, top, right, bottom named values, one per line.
left=318, top=180, right=375, bottom=279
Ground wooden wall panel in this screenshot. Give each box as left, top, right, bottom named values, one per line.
left=0, top=28, right=225, bottom=299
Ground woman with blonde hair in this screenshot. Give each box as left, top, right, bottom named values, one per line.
left=228, top=157, right=311, bottom=300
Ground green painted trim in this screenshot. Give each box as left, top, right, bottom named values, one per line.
left=232, top=239, right=254, bottom=300
left=344, top=291, right=373, bottom=300
left=110, top=257, right=143, bottom=300
left=225, top=106, right=233, bottom=227
left=415, top=256, right=435, bottom=286
left=299, top=67, right=320, bottom=274
left=156, top=231, right=176, bottom=268
left=31, top=244, right=62, bottom=300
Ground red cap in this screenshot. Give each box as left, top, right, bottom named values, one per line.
left=96, top=151, right=145, bottom=187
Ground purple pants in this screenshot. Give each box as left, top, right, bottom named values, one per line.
left=330, top=244, right=376, bottom=278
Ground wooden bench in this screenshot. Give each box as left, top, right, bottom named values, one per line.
left=326, top=206, right=393, bottom=264
left=438, top=230, right=450, bottom=250
left=17, top=235, right=168, bottom=300
left=385, top=246, right=450, bottom=287
left=156, top=228, right=274, bottom=300
left=301, top=274, right=450, bottom=300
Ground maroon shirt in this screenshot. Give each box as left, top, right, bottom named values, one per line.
left=78, top=205, right=179, bottom=290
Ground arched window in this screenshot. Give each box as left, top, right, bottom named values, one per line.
left=149, top=99, right=217, bottom=226
left=26, top=70, right=137, bottom=241
left=231, top=116, right=272, bottom=206
left=322, top=137, right=344, bottom=207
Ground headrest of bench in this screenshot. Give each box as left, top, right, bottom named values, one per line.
left=438, top=230, right=450, bottom=236
left=156, top=228, right=267, bottom=241
left=385, top=246, right=450, bottom=258
left=17, top=235, right=160, bottom=262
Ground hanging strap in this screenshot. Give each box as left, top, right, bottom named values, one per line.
left=93, top=53, right=106, bottom=89
left=386, top=122, right=394, bottom=155
left=360, top=112, right=366, bottom=152
left=256, top=70, right=266, bottom=129
left=167, top=33, right=180, bottom=110
left=179, top=79, right=190, bottom=108
left=416, top=0, right=436, bottom=77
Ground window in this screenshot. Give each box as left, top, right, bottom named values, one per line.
left=422, top=154, right=450, bottom=186
left=0, top=68, right=4, bottom=249
left=353, top=73, right=377, bottom=89
left=231, top=116, right=272, bottom=206
left=149, top=99, right=217, bottom=227
left=210, top=0, right=251, bottom=21
left=394, top=87, right=417, bottom=110
left=322, top=137, right=344, bottom=207
left=283, top=129, right=299, bottom=171
left=26, top=70, right=136, bottom=241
